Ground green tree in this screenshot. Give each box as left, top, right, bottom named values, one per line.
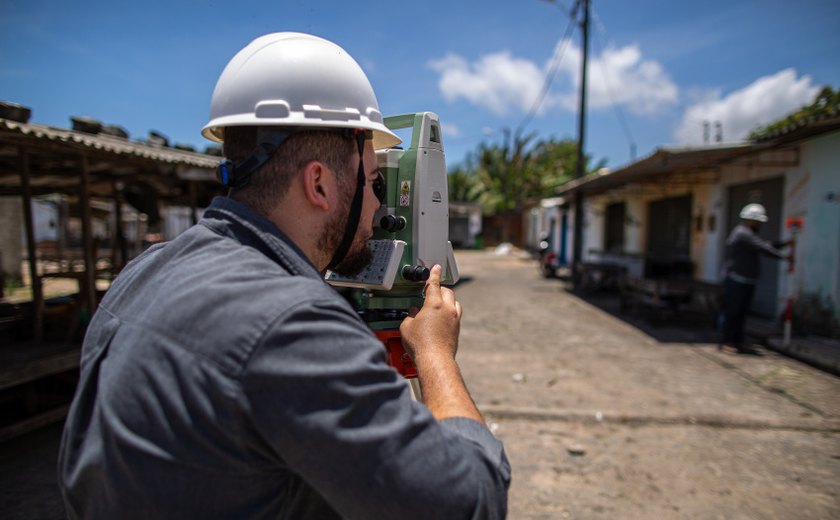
left=447, top=165, right=482, bottom=204
left=449, top=129, right=605, bottom=242
left=749, top=86, right=840, bottom=139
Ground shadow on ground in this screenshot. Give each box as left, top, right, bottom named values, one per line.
left=542, top=273, right=722, bottom=345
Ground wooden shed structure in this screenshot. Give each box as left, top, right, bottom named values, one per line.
left=0, top=113, right=223, bottom=439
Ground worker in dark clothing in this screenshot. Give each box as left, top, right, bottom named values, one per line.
left=719, top=203, right=790, bottom=354
left=58, top=32, right=509, bottom=519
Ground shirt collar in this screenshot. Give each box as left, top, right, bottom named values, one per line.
left=202, top=196, right=321, bottom=280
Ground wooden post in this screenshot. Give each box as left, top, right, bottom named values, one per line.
left=189, top=181, right=198, bottom=226
left=19, top=150, right=44, bottom=341
left=79, top=155, right=98, bottom=322
left=572, top=0, right=589, bottom=291
left=111, top=180, right=126, bottom=273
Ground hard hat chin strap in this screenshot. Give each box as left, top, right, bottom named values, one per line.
left=216, top=126, right=368, bottom=271
left=215, top=130, right=292, bottom=189
left=326, top=129, right=368, bottom=271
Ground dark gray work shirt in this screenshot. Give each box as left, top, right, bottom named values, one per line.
left=724, top=223, right=786, bottom=283
left=58, top=197, right=510, bottom=519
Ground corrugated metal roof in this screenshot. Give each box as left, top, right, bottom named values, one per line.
left=0, top=118, right=218, bottom=169
left=555, top=143, right=760, bottom=197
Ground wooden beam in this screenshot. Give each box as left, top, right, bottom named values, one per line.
left=0, top=347, right=80, bottom=391
left=189, top=180, right=198, bottom=225
left=19, top=150, right=43, bottom=341
left=0, top=404, right=71, bottom=443
left=79, top=155, right=98, bottom=321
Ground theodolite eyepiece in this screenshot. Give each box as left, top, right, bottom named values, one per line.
left=402, top=265, right=431, bottom=282
left=380, top=214, right=407, bottom=232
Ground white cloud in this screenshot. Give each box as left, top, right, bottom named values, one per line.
left=428, top=52, right=544, bottom=116
left=675, top=68, right=819, bottom=144
left=427, top=42, right=678, bottom=117
left=554, top=42, right=679, bottom=114
left=440, top=122, right=461, bottom=138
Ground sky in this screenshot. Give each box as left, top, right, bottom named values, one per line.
left=2, top=0, right=839, bottom=171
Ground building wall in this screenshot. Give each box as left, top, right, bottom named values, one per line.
left=449, top=203, right=482, bottom=249
left=625, top=197, right=645, bottom=255
left=531, top=203, right=569, bottom=262
left=795, top=132, right=840, bottom=321
left=707, top=159, right=790, bottom=294
left=690, top=183, right=713, bottom=280
left=699, top=183, right=725, bottom=282
left=583, top=183, right=699, bottom=259
left=704, top=133, right=840, bottom=321
left=560, top=130, right=839, bottom=326
left=691, top=136, right=840, bottom=323
left=582, top=200, right=604, bottom=257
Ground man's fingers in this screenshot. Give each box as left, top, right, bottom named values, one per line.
left=455, top=301, right=463, bottom=320
left=440, top=286, right=457, bottom=307
left=424, top=265, right=443, bottom=298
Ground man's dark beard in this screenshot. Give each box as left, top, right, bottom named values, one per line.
left=321, top=194, right=373, bottom=277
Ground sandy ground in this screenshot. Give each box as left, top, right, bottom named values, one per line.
left=453, top=250, right=839, bottom=519
left=1, top=249, right=838, bottom=519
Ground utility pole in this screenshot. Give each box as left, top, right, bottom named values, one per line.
left=572, top=0, right=589, bottom=291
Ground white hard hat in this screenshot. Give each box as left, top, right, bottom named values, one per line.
left=739, top=203, right=768, bottom=223
left=202, top=32, right=400, bottom=149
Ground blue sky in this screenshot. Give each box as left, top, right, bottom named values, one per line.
left=2, top=0, right=838, bottom=171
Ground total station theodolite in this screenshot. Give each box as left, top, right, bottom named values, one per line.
left=326, top=112, right=459, bottom=399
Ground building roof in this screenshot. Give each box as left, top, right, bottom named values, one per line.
left=0, top=117, right=221, bottom=204
left=555, top=143, right=761, bottom=197
left=753, top=108, right=840, bottom=144
left=556, top=111, right=840, bottom=199
left=0, top=118, right=218, bottom=169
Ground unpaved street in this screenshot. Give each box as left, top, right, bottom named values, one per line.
left=454, top=250, right=840, bottom=519
left=1, top=249, right=839, bottom=519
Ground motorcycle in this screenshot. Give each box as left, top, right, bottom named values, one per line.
left=538, top=238, right=557, bottom=278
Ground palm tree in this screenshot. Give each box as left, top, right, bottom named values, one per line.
left=450, top=129, right=605, bottom=243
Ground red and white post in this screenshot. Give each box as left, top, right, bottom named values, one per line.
left=783, top=217, right=803, bottom=347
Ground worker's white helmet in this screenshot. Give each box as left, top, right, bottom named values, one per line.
left=202, top=32, right=400, bottom=149
left=739, top=203, right=768, bottom=223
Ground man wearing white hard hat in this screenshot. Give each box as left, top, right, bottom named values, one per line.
left=719, top=203, right=790, bottom=354
left=58, top=33, right=509, bottom=519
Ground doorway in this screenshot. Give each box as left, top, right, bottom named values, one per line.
left=726, top=177, right=785, bottom=318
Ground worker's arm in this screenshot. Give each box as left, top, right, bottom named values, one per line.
left=744, top=231, right=787, bottom=259
left=241, top=279, right=509, bottom=519
left=400, top=265, right=483, bottom=423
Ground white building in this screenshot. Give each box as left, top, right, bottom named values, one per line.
left=552, top=114, right=840, bottom=328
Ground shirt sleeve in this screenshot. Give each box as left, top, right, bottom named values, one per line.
left=240, top=294, right=510, bottom=520
left=742, top=229, right=786, bottom=259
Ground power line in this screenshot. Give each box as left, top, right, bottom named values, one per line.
left=590, top=5, right=637, bottom=161
left=516, top=0, right=581, bottom=135
left=541, top=0, right=576, bottom=18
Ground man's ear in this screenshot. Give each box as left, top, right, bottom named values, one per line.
left=301, top=160, right=333, bottom=211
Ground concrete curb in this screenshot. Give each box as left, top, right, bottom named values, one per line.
left=766, top=335, right=840, bottom=376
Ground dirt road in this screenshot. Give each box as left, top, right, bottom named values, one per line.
left=454, top=250, right=839, bottom=519
left=2, top=249, right=838, bottom=519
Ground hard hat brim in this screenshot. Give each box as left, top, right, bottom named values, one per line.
left=201, top=116, right=401, bottom=150
left=742, top=215, right=769, bottom=223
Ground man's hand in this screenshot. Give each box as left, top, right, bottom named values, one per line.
left=400, top=265, right=483, bottom=423
left=400, top=265, right=462, bottom=364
